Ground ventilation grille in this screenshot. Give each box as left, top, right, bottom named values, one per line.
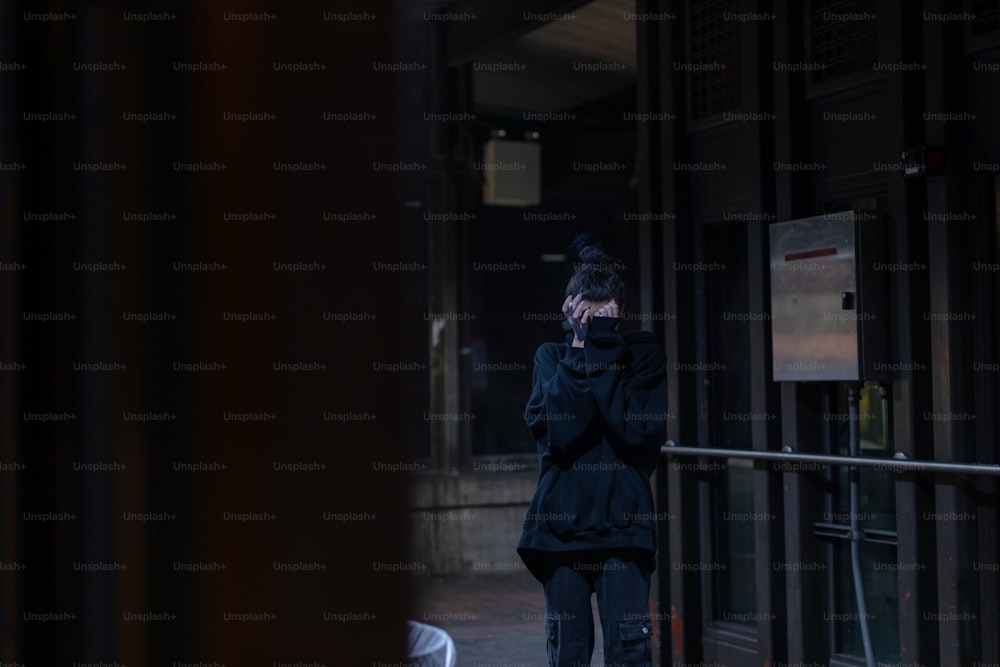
left=972, top=0, right=1000, bottom=36
left=810, top=0, right=878, bottom=83
left=690, top=0, right=742, bottom=120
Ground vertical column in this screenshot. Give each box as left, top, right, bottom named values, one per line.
left=636, top=1, right=666, bottom=664
left=658, top=0, right=703, bottom=663
left=426, top=18, right=462, bottom=472
left=879, top=0, right=939, bottom=663
left=923, top=0, right=980, bottom=662
left=771, top=1, right=832, bottom=663
left=742, top=0, right=785, bottom=662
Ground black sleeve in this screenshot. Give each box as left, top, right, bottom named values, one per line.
left=583, top=317, right=668, bottom=455
left=524, top=342, right=600, bottom=459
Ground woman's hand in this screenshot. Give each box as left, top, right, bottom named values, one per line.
left=563, top=293, right=591, bottom=346
left=592, top=299, right=619, bottom=319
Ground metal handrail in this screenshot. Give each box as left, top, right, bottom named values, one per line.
left=660, top=440, right=1000, bottom=477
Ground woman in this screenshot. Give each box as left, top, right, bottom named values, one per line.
left=517, top=243, right=668, bottom=667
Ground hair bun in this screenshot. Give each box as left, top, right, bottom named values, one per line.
left=577, top=245, right=610, bottom=266
left=564, top=237, right=626, bottom=309
left=576, top=245, right=624, bottom=274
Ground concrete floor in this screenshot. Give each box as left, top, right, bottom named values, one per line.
left=410, top=570, right=612, bottom=667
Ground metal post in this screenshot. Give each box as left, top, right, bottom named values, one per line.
left=848, top=386, right=874, bottom=667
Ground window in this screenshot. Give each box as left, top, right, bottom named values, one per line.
left=825, top=381, right=900, bottom=664
left=972, top=0, right=1000, bottom=36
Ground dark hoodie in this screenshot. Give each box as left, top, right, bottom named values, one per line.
left=516, top=315, right=668, bottom=582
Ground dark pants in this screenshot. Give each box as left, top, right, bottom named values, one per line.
left=541, top=549, right=653, bottom=667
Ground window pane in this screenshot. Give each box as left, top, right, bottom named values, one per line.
left=715, top=459, right=756, bottom=623
left=826, top=381, right=900, bottom=661
left=830, top=382, right=896, bottom=531
left=835, top=541, right=900, bottom=663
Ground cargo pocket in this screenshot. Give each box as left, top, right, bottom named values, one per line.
left=545, top=617, right=558, bottom=666
left=616, top=617, right=652, bottom=665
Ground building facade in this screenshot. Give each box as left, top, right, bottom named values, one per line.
left=404, top=0, right=1000, bottom=665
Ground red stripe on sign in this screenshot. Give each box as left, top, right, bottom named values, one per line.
left=785, top=247, right=837, bottom=262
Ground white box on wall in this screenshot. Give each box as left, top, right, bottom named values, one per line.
left=481, top=139, right=541, bottom=206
